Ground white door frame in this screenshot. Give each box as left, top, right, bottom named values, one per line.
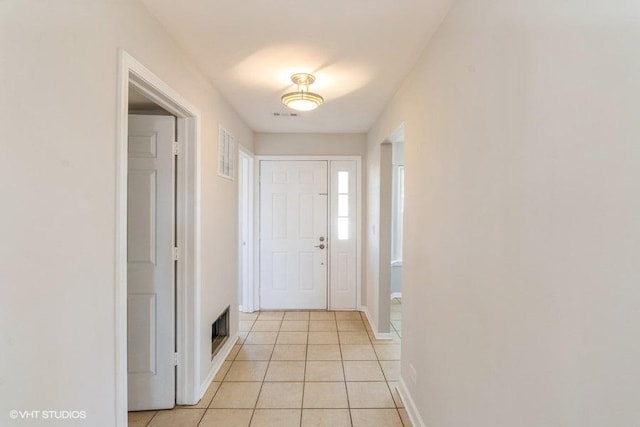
left=238, top=146, right=255, bottom=312
left=115, top=50, right=202, bottom=426
left=255, top=155, right=362, bottom=311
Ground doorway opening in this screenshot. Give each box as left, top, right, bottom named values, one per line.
left=378, top=123, right=405, bottom=338
left=390, top=131, right=405, bottom=338
left=115, top=51, right=202, bottom=426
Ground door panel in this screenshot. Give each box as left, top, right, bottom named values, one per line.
left=127, top=114, right=175, bottom=411
left=260, top=161, right=328, bottom=309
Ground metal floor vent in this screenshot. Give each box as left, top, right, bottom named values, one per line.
left=211, top=306, right=229, bottom=360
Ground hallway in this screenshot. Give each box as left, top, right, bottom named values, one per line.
left=128, top=310, right=407, bottom=427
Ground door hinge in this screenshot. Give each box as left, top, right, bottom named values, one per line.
left=173, top=141, right=180, bottom=156
left=173, top=352, right=179, bottom=366
left=173, top=247, right=179, bottom=261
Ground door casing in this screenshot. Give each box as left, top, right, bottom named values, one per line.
left=116, top=50, right=202, bottom=426
left=255, top=156, right=362, bottom=311
left=238, top=147, right=255, bottom=312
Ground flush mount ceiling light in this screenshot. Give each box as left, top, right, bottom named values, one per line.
left=281, top=73, right=324, bottom=111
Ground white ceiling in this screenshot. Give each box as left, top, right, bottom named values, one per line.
left=140, top=0, right=453, bottom=133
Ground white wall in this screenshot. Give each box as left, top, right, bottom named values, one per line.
left=0, top=1, right=252, bottom=425
left=367, top=0, right=640, bottom=426
left=255, top=133, right=366, bottom=157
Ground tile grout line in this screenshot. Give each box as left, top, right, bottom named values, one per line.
left=244, top=315, right=261, bottom=425
left=337, top=314, right=355, bottom=427
left=300, top=312, right=309, bottom=427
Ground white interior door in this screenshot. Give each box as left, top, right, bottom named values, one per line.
left=127, top=114, right=175, bottom=411
left=260, top=161, right=328, bottom=310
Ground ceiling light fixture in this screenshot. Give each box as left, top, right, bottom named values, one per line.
left=281, top=73, right=324, bottom=111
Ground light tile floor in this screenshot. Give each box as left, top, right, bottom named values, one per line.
left=129, top=308, right=409, bottom=427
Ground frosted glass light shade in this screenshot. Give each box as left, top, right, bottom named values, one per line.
left=281, top=91, right=324, bottom=111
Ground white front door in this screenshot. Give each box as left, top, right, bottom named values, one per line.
left=260, top=161, right=328, bottom=310
left=127, top=114, right=175, bottom=411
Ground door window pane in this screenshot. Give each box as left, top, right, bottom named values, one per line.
left=336, top=171, right=350, bottom=240
left=338, top=171, right=349, bottom=194
left=338, top=194, right=349, bottom=217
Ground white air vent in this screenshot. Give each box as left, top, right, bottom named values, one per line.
left=218, top=125, right=235, bottom=180
left=272, top=112, right=299, bottom=117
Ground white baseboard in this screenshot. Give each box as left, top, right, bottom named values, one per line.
left=198, top=332, right=238, bottom=400
left=398, top=376, right=426, bottom=427
left=390, top=292, right=402, bottom=300
left=360, top=305, right=393, bottom=340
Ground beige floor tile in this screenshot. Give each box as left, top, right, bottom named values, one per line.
left=128, top=410, right=156, bottom=427
left=284, top=311, right=310, bottom=320
left=398, top=408, right=412, bottom=426
left=343, top=361, right=385, bottom=381
left=305, top=361, right=344, bottom=381
left=199, top=409, right=253, bottom=427
left=250, top=409, right=301, bottom=427
left=213, top=361, right=232, bottom=382
left=240, top=321, right=255, bottom=332
left=388, top=382, right=404, bottom=408
left=340, top=344, right=376, bottom=360
left=237, top=332, right=249, bottom=344
left=210, top=382, right=262, bottom=408
left=350, top=409, right=403, bottom=427
left=334, top=311, right=362, bottom=321
left=338, top=331, right=371, bottom=344
left=303, top=382, right=348, bottom=409
left=306, top=345, right=341, bottom=361
left=225, top=361, right=269, bottom=381
left=147, top=408, right=205, bottom=427
left=235, top=345, right=274, bottom=361
left=276, top=331, right=308, bottom=344
left=227, top=344, right=242, bottom=361
left=301, top=409, right=351, bottom=427
left=309, top=312, right=335, bottom=320
left=307, top=331, right=339, bottom=344
left=271, top=345, right=307, bottom=361
left=373, top=344, right=401, bottom=360
left=265, top=361, right=306, bottom=381
left=257, top=382, right=304, bottom=408
left=380, top=361, right=400, bottom=381
left=179, top=381, right=220, bottom=408
left=337, top=320, right=365, bottom=332
left=308, top=320, right=337, bottom=331
left=258, top=312, right=285, bottom=320
left=280, top=321, right=309, bottom=332
left=245, top=332, right=278, bottom=345
left=252, top=321, right=282, bottom=332
left=346, top=382, right=395, bottom=409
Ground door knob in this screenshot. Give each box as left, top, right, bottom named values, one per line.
left=315, top=244, right=325, bottom=249
left=319, top=236, right=325, bottom=242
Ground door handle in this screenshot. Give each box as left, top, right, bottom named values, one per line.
left=314, top=244, right=325, bottom=249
